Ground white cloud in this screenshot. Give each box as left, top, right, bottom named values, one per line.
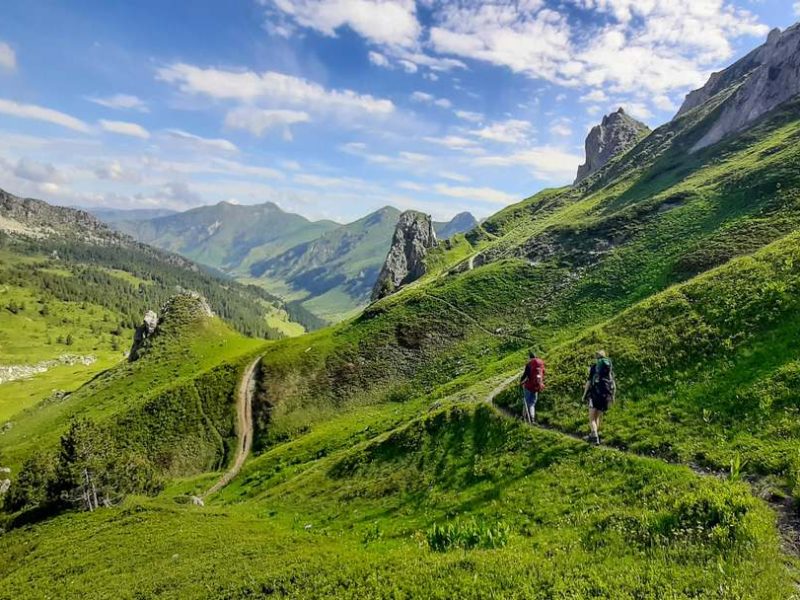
left=7, top=157, right=65, bottom=184
left=410, top=91, right=452, bottom=108
left=795, top=1, right=800, bottom=16
left=422, top=135, right=479, bottom=150
left=424, top=0, right=768, bottom=114
left=396, top=180, right=425, bottom=191
left=224, top=107, right=310, bottom=139
left=94, top=160, right=142, bottom=183
left=0, top=42, right=16, bottom=72
left=433, top=183, right=518, bottom=205
left=454, top=110, right=483, bottom=123
left=580, top=89, right=608, bottom=103
left=368, top=50, right=390, bottom=67
left=157, top=63, right=395, bottom=117
left=265, top=0, right=421, bottom=48
left=398, top=59, right=419, bottom=73
left=440, top=171, right=471, bottom=183
left=294, top=173, right=370, bottom=189
left=652, top=94, right=678, bottom=112
left=87, top=94, right=149, bottom=112
left=164, top=129, right=238, bottom=152
left=470, top=119, right=533, bottom=144
left=0, top=98, right=90, bottom=132
left=474, top=146, right=583, bottom=182
left=99, top=119, right=150, bottom=139
left=549, top=119, right=573, bottom=137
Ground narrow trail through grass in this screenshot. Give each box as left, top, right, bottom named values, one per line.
left=202, top=356, right=260, bottom=498
left=485, top=373, right=800, bottom=565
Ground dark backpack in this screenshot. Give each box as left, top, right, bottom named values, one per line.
left=591, top=358, right=614, bottom=400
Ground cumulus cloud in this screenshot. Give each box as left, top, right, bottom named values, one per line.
left=224, top=107, right=310, bottom=139
left=9, top=157, right=65, bottom=184
left=470, top=119, right=534, bottom=144
left=423, top=0, right=768, bottom=113
left=474, top=146, right=584, bottom=182
left=99, top=119, right=150, bottom=139
left=157, top=63, right=394, bottom=119
left=0, top=98, right=90, bottom=132
left=0, top=42, right=16, bottom=71
left=263, top=0, right=421, bottom=48
left=87, top=94, right=149, bottom=112
left=795, top=1, right=800, bottom=16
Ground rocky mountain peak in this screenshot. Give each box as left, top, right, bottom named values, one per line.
left=676, top=23, right=800, bottom=152
left=574, top=108, right=650, bottom=184
left=371, top=211, right=437, bottom=301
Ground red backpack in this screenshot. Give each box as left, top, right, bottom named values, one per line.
left=524, top=357, right=545, bottom=392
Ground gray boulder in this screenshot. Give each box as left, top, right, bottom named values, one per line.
left=575, top=108, right=650, bottom=184
left=678, top=24, right=800, bottom=151
left=129, top=310, right=159, bottom=362
left=371, top=211, right=437, bottom=301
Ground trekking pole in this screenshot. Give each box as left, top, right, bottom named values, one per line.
left=519, top=385, right=530, bottom=424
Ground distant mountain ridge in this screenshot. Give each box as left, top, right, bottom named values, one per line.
left=101, top=202, right=477, bottom=322
left=112, top=201, right=338, bottom=273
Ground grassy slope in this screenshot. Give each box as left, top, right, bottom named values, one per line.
left=1, top=296, right=265, bottom=474
left=4, top=84, right=800, bottom=599
left=493, top=229, right=800, bottom=485
left=0, top=405, right=790, bottom=599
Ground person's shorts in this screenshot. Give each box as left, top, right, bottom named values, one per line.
left=523, top=389, right=538, bottom=411
left=589, top=392, right=610, bottom=412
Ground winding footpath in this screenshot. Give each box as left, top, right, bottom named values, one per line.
left=484, top=374, right=800, bottom=562
left=202, top=356, right=260, bottom=498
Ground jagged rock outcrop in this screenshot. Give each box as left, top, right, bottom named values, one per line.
left=575, top=108, right=650, bottom=183
left=371, top=211, right=437, bottom=301
left=678, top=24, right=800, bottom=151
left=128, top=292, right=214, bottom=361
left=129, top=310, right=159, bottom=362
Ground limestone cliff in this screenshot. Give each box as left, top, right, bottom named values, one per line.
left=371, top=211, right=437, bottom=301
left=677, top=24, right=800, bottom=151
left=574, top=108, right=650, bottom=184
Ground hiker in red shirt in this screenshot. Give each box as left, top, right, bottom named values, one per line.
left=519, top=351, right=545, bottom=424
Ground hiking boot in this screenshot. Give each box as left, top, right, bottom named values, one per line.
left=586, top=434, right=600, bottom=445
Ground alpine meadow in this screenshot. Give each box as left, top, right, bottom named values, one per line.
left=2, top=3, right=800, bottom=599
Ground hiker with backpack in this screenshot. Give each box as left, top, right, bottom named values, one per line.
left=583, top=350, right=615, bottom=444
left=519, top=351, right=545, bottom=424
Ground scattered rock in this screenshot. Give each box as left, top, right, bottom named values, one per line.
left=0, top=479, right=9, bottom=495
left=575, top=108, right=651, bottom=183
left=371, top=211, right=437, bottom=301
left=0, top=355, right=96, bottom=384
left=190, top=495, right=205, bottom=506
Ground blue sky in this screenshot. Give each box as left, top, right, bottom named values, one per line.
left=0, top=0, right=797, bottom=222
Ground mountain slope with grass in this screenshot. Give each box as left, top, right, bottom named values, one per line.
left=116, top=203, right=477, bottom=323
left=113, top=201, right=338, bottom=273
left=3, top=26, right=800, bottom=599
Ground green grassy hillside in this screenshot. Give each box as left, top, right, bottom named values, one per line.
left=1, top=293, right=265, bottom=516
left=0, top=405, right=791, bottom=599
left=3, top=40, right=800, bottom=599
